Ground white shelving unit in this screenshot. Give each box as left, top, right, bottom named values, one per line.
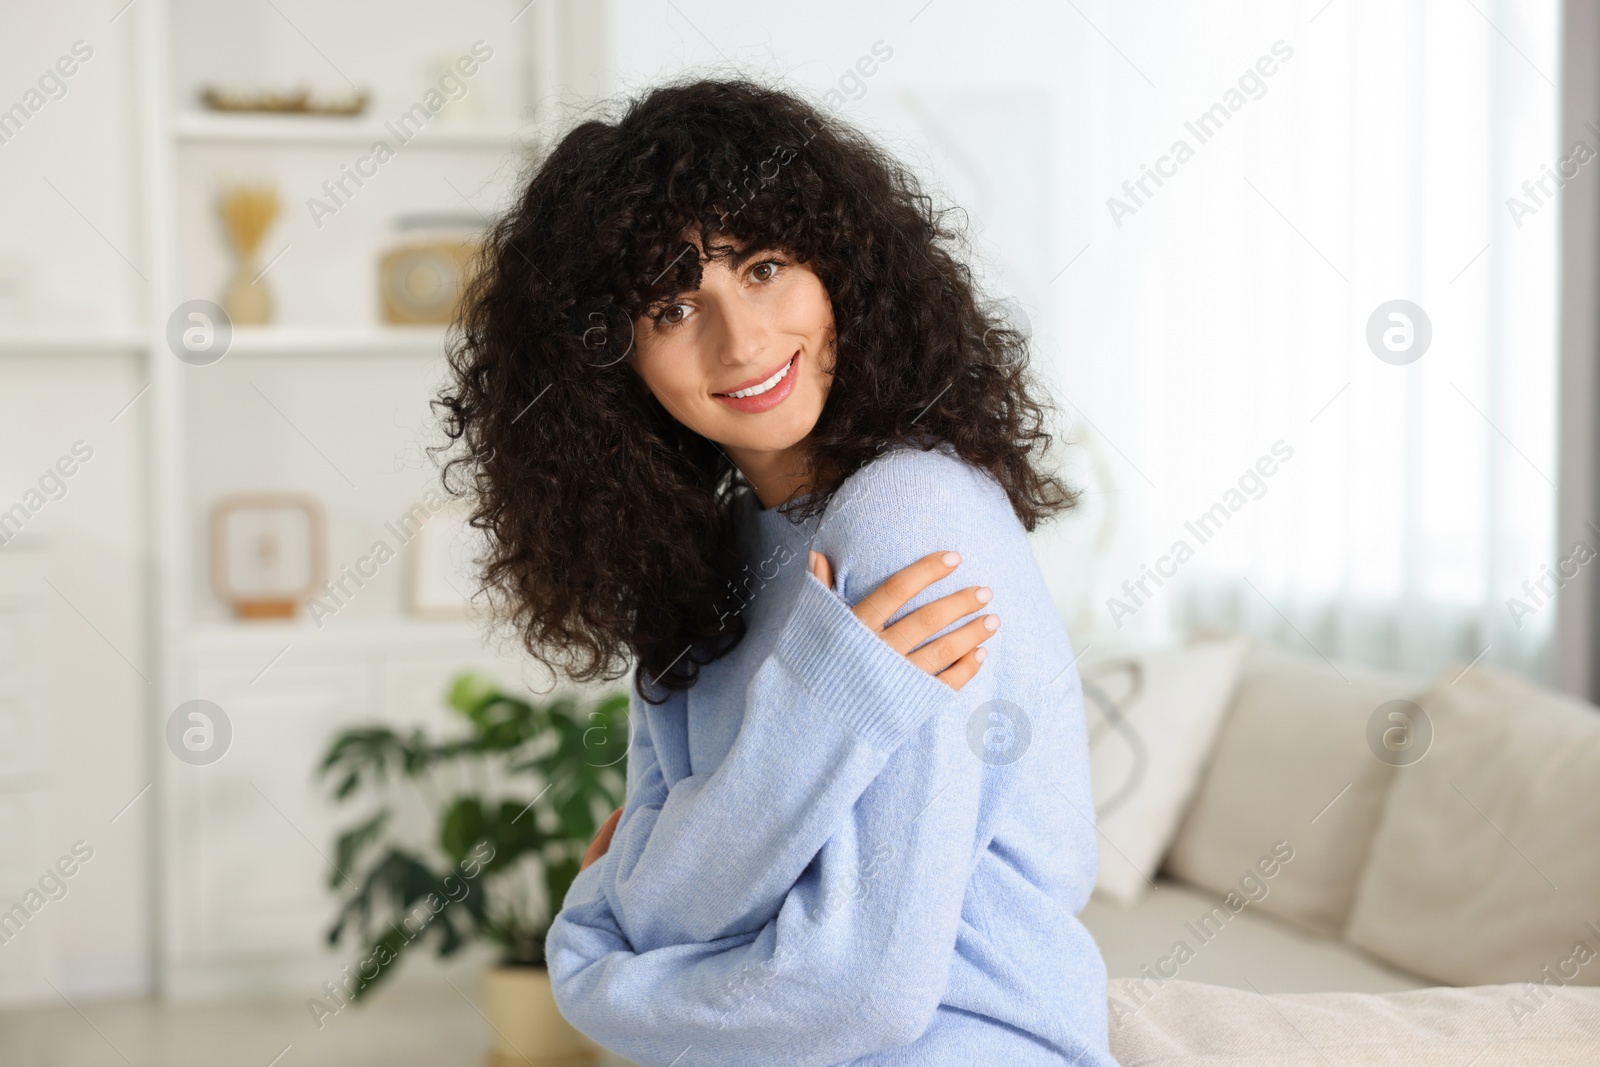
left=182, top=616, right=502, bottom=655
left=0, top=332, right=147, bottom=356
left=224, top=325, right=451, bottom=358
left=171, top=111, right=537, bottom=149
left=113, top=0, right=611, bottom=1000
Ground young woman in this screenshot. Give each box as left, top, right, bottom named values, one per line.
left=439, top=78, right=1116, bottom=1066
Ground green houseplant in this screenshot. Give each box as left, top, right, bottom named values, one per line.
left=317, top=671, right=628, bottom=1064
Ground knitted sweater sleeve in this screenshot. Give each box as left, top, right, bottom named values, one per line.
left=544, top=447, right=1027, bottom=1065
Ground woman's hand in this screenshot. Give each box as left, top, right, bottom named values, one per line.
left=808, top=549, right=998, bottom=691
left=575, top=553, right=991, bottom=869
left=580, top=806, right=623, bottom=873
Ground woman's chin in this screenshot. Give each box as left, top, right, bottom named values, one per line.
left=713, top=404, right=825, bottom=455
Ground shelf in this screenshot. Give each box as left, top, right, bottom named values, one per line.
left=225, top=326, right=452, bottom=357
left=172, top=112, right=538, bottom=151
left=183, top=615, right=491, bottom=655
left=0, top=331, right=146, bottom=355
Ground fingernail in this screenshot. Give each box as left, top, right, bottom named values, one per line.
left=975, top=648, right=988, bottom=662
left=942, top=551, right=961, bottom=567
left=975, top=586, right=993, bottom=604
left=983, top=615, right=1000, bottom=631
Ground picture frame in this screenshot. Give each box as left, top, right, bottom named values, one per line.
left=209, top=492, right=326, bottom=619
left=406, top=497, right=483, bottom=618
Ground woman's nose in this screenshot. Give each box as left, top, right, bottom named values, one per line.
left=713, top=300, right=772, bottom=367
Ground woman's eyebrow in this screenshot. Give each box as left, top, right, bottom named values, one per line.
left=725, top=244, right=783, bottom=269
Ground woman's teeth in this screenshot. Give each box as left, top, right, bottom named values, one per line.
left=721, top=355, right=793, bottom=398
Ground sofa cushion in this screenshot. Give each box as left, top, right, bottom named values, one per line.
left=1080, top=878, right=1429, bottom=996
left=1163, top=638, right=1426, bottom=938
left=1078, top=636, right=1248, bottom=904
left=1344, top=663, right=1600, bottom=987
left=1108, top=978, right=1600, bottom=1066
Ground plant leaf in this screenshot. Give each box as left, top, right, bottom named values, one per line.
left=438, top=796, right=488, bottom=865
left=330, top=809, right=391, bottom=891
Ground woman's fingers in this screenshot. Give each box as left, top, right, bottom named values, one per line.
left=579, top=805, right=624, bottom=872
left=934, top=646, right=988, bottom=691
left=808, top=549, right=834, bottom=591
left=851, top=550, right=962, bottom=631
left=811, top=547, right=998, bottom=685
left=880, top=585, right=994, bottom=655
left=904, top=612, right=1000, bottom=678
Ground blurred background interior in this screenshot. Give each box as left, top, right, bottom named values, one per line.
left=2, top=0, right=1598, bottom=1064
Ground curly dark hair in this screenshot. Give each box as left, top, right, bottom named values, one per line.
left=435, top=76, right=1079, bottom=703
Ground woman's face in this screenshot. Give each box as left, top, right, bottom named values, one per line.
left=628, top=242, right=835, bottom=495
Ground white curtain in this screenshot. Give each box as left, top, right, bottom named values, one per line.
left=1045, top=0, right=1563, bottom=683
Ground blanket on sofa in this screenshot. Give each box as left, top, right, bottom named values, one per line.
left=1108, top=979, right=1600, bottom=1066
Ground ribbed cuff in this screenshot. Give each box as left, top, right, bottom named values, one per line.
left=774, top=571, right=959, bottom=752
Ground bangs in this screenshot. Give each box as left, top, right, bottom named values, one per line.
left=580, top=108, right=824, bottom=321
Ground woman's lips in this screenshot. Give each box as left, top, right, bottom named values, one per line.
left=712, top=351, right=799, bottom=414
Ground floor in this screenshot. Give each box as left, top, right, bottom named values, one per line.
left=0, top=985, right=635, bottom=1067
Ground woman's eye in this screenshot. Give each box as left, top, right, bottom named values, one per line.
left=659, top=303, right=689, bottom=325
left=750, top=260, right=780, bottom=282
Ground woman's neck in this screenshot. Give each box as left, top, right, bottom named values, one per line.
left=730, top=443, right=828, bottom=510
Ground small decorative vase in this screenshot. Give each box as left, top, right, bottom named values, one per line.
left=221, top=255, right=272, bottom=325
left=217, top=183, right=279, bottom=326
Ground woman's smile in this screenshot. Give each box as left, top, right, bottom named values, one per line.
left=712, top=350, right=799, bottom=412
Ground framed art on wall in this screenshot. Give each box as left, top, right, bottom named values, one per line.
left=209, top=493, right=326, bottom=619
left=406, top=497, right=483, bottom=618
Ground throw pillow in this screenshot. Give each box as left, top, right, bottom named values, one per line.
left=1165, top=638, right=1427, bottom=937
left=1344, top=662, right=1600, bottom=986
left=1078, top=634, right=1249, bottom=904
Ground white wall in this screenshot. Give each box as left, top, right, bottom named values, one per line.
left=0, top=6, right=144, bottom=331
left=0, top=2, right=152, bottom=1002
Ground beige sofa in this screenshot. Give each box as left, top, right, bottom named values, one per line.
left=1076, top=635, right=1600, bottom=1064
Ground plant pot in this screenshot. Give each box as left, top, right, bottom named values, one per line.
left=482, top=963, right=600, bottom=1067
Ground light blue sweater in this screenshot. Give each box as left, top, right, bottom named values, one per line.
left=545, top=441, right=1117, bottom=1066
